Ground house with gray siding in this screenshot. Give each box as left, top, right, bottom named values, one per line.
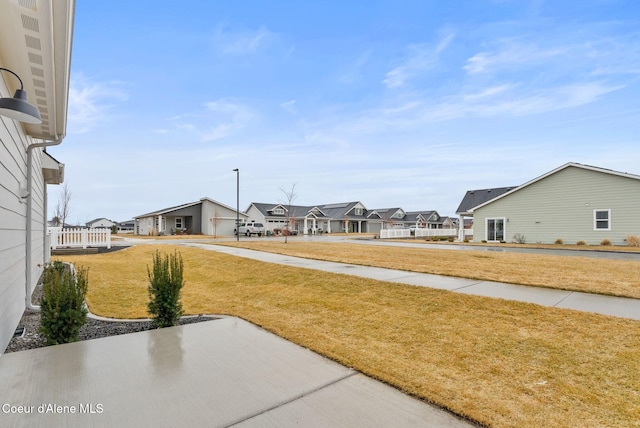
left=135, top=197, right=247, bottom=236
left=247, top=202, right=452, bottom=235
left=0, top=1, right=74, bottom=354
left=458, top=163, right=640, bottom=245
left=247, top=201, right=378, bottom=234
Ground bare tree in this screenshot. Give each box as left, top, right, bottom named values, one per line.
left=210, top=207, right=222, bottom=238
left=279, top=182, right=298, bottom=243
left=54, top=182, right=72, bottom=229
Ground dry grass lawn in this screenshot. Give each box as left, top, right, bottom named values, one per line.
left=58, top=244, right=640, bottom=428
left=219, top=241, right=640, bottom=299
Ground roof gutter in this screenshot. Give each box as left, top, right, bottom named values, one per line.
left=25, top=135, right=64, bottom=310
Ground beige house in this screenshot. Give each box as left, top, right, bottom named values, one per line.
left=0, top=1, right=74, bottom=354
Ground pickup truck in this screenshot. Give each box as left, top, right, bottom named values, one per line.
left=235, top=221, right=265, bottom=237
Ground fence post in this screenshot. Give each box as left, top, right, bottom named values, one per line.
left=50, top=229, right=57, bottom=249
left=82, top=228, right=87, bottom=249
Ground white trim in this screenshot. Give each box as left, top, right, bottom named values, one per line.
left=485, top=217, right=506, bottom=242
left=593, top=209, right=611, bottom=231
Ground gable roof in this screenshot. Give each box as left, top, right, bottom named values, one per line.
left=456, top=187, right=517, bottom=214
left=86, top=218, right=114, bottom=224
left=405, top=210, right=438, bottom=222
left=249, top=202, right=327, bottom=218
left=135, top=197, right=243, bottom=219
left=135, top=200, right=204, bottom=218
left=370, top=207, right=404, bottom=220
left=460, top=162, right=640, bottom=214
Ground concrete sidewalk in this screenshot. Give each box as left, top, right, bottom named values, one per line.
left=187, top=243, right=640, bottom=321
left=0, top=318, right=472, bottom=427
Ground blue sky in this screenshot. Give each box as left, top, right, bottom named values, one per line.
left=52, top=0, right=640, bottom=223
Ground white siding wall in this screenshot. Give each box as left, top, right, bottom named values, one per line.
left=136, top=217, right=155, bottom=235
left=1, top=113, right=48, bottom=353
left=473, top=166, right=640, bottom=245
left=200, top=200, right=244, bottom=236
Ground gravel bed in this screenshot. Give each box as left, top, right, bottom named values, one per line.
left=4, top=285, right=217, bottom=354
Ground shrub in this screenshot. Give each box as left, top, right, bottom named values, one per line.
left=512, top=233, right=526, bottom=244
left=600, top=238, right=612, bottom=246
left=147, top=250, right=184, bottom=328
left=554, top=238, right=564, bottom=245
left=39, top=262, right=89, bottom=345
left=627, top=234, right=640, bottom=247
left=576, top=240, right=587, bottom=246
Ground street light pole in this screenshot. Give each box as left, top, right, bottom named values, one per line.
left=233, top=168, right=239, bottom=242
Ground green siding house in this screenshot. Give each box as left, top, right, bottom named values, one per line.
left=462, top=163, right=640, bottom=245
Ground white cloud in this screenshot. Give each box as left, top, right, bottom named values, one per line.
left=280, top=99, right=297, bottom=114
left=67, top=74, right=128, bottom=134
left=175, top=99, right=257, bottom=142
left=214, top=25, right=275, bottom=55
left=383, top=33, right=455, bottom=89
left=336, top=49, right=373, bottom=84
left=464, top=42, right=566, bottom=75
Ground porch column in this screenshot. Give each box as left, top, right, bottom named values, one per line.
left=157, top=215, right=162, bottom=234
left=327, top=221, right=331, bottom=233
left=358, top=221, right=362, bottom=233
left=304, top=217, right=308, bottom=234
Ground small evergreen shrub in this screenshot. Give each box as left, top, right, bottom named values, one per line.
left=600, top=238, right=612, bottom=246
left=576, top=240, right=587, bottom=246
left=147, top=250, right=184, bottom=328
left=627, top=234, right=640, bottom=247
left=554, top=238, right=564, bottom=245
left=39, top=262, right=89, bottom=345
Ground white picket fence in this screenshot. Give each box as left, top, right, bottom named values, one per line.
left=380, top=228, right=471, bottom=239
left=48, top=227, right=111, bottom=249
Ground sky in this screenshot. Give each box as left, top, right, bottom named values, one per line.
left=50, top=0, right=640, bottom=224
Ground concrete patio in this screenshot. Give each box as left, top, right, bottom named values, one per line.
left=0, top=317, right=472, bottom=427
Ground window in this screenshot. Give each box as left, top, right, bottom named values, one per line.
left=486, top=218, right=505, bottom=241
left=354, top=207, right=363, bottom=216
left=594, top=210, right=610, bottom=231
left=273, top=208, right=284, bottom=215
left=175, top=217, right=183, bottom=229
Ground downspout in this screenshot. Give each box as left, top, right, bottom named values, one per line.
left=25, top=135, right=64, bottom=310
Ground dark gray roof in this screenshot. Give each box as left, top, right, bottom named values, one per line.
left=135, top=197, right=243, bottom=219
left=135, top=200, right=203, bottom=218
left=456, top=187, right=517, bottom=214
left=404, top=211, right=437, bottom=222
left=250, top=201, right=368, bottom=220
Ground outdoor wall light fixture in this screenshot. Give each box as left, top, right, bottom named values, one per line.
left=0, top=67, right=42, bottom=124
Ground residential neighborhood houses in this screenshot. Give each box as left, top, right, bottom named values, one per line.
left=130, top=162, right=640, bottom=247
left=132, top=199, right=455, bottom=236
left=1, top=0, right=639, bottom=364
